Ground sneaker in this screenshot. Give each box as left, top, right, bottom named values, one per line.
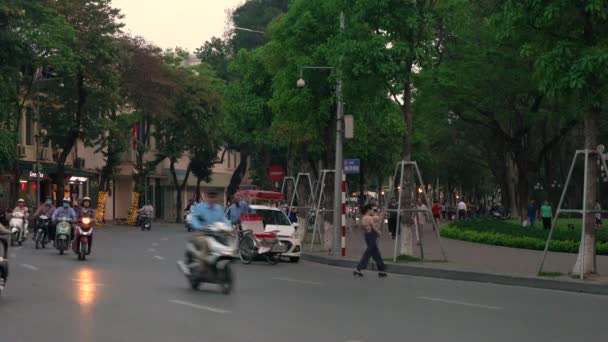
left=378, top=272, right=387, bottom=278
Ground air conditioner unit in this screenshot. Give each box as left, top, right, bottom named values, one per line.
left=42, top=148, right=53, bottom=161
left=74, top=157, right=85, bottom=169
left=17, top=144, right=26, bottom=157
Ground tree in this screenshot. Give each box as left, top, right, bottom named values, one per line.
left=39, top=0, right=122, bottom=205
left=119, top=37, right=177, bottom=198
left=0, top=1, right=75, bottom=173
left=154, top=60, right=223, bottom=222
left=498, top=0, right=608, bottom=275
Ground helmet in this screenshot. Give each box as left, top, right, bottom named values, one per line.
left=82, top=196, right=91, bottom=203
left=62, top=197, right=71, bottom=203
left=17, top=198, right=25, bottom=203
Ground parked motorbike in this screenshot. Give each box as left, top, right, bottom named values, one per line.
left=73, top=215, right=94, bottom=261
left=140, top=215, right=152, bottom=231
left=491, top=206, right=511, bottom=220
left=0, top=235, right=9, bottom=296
left=177, top=222, right=236, bottom=294
left=54, top=217, right=72, bottom=255
left=185, top=210, right=193, bottom=232
left=238, top=229, right=287, bottom=265
left=9, top=211, right=27, bottom=246
left=34, top=215, right=51, bottom=249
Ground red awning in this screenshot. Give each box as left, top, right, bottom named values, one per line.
left=235, top=190, right=284, bottom=201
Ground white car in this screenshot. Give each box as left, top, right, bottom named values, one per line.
left=228, top=204, right=302, bottom=263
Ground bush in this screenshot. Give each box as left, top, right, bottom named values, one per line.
left=440, top=225, right=608, bottom=255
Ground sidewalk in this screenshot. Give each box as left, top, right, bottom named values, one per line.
left=303, top=222, right=608, bottom=294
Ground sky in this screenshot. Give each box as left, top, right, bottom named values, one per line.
left=111, top=0, right=244, bottom=52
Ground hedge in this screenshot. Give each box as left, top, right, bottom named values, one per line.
left=440, top=225, right=608, bottom=255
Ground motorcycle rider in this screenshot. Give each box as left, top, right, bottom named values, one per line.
left=12, top=199, right=30, bottom=237
left=34, top=196, right=56, bottom=218
left=228, top=194, right=253, bottom=227
left=74, top=197, right=95, bottom=251
left=185, top=192, right=230, bottom=274
left=51, top=198, right=78, bottom=241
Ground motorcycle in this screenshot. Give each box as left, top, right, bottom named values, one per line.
left=54, top=217, right=72, bottom=255
left=33, top=215, right=51, bottom=249
left=185, top=210, right=193, bottom=232
left=140, top=214, right=152, bottom=231
left=0, top=235, right=8, bottom=296
left=9, top=211, right=27, bottom=246
left=238, top=229, right=287, bottom=265
left=177, top=222, right=236, bottom=294
left=73, top=215, right=94, bottom=261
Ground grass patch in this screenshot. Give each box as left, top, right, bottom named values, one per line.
left=440, top=219, right=608, bottom=255
left=538, top=271, right=563, bottom=277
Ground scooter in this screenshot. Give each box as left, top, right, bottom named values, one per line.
left=73, top=215, right=94, bottom=261
left=54, top=217, right=72, bottom=255
left=177, top=222, right=236, bottom=294
left=140, top=214, right=152, bottom=231
left=0, top=235, right=9, bottom=296
left=185, top=210, right=193, bottom=232
left=9, top=211, right=27, bottom=246
left=34, top=215, right=51, bottom=249
left=238, top=229, right=287, bottom=265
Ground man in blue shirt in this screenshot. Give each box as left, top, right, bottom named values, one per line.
left=228, top=195, right=254, bottom=226
left=51, top=198, right=77, bottom=240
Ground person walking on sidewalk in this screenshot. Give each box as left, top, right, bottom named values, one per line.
left=527, top=200, right=537, bottom=227
left=354, top=204, right=387, bottom=278
left=387, top=198, right=398, bottom=239
left=457, top=199, right=467, bottom=220
left=541, top=201, right=552, bottom=230
left=432, top=199, right=441, bottom=227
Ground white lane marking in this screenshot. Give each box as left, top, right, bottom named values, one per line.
left=148, top=248, right=157, bottom=253
left=20, top=263, right=39, bottom=271
left=71, top=279, right=105, bottom=286
left=152, top=242, right=159, bottom=247
left=418, top=296, right=502, bottom=310
left=272, top=277, right=322, bottom=286
left=154, top=255, right=165, bottom=260
left=169, top=300, right=231, bottom=314
left=15, top=247, right=23, bottom=250
left=161, top=237, right=169, bottom=241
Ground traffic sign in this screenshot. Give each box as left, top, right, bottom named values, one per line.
left=268, top=165, right=285, bottom=182
left=343, top=159, right=360, bottom=174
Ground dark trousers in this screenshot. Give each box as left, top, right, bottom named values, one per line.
left=542, top=217, right=551, bottom=230
left=388, top=218, right=397, bottom=238
left=458, top=210, right=466, bottom=220
left=357, top=232, right=386, bottom=272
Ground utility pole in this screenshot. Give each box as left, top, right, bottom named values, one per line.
left=332, top=11, right=345, bottom=254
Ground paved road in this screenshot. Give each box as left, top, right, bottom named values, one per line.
left=1, top=224, right=606, bottom=342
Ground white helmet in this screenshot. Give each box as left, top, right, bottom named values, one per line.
left=17, top=198, right=25, bottom=203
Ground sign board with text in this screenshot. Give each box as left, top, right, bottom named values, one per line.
left=343, top=159, right=360, bottom=174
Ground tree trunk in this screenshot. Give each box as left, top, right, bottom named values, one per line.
left=169, top=158, right=191, bottom=223
left=399, top=77, right=416, bottom=256
left=226, top=149, right=250, bottom=200
left=515, top=151, right=530, bottom=224
left=195, top=178, right=202, bottom=201
left=572, top=110, right=599, bottom=275
left=505, top=154, right=519, bottom=218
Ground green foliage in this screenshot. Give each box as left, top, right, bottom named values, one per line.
left=441, top=219, right=608, bottom=255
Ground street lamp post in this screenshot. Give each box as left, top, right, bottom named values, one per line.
left=296, top=12, right=345, bottom=254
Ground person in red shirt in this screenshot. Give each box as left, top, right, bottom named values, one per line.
left=432, top=199, right=441, bottom=227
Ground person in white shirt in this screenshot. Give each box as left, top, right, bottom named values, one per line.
left=457, top=199, right=467, bottom=220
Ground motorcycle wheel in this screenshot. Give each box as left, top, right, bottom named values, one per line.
left=221, top=265, right=233, bottom=295
left=79, top=242, right=87, bottom=261
left=265, top=253, right=279, bottom=265
left=239, top=237, right=254, bottom=265
left=189, top=277, right=200, bottom=290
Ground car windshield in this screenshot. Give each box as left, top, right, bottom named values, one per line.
left=256, top=209, right=291, bottom=226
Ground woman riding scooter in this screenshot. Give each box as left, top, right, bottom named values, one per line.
left=74, top=197, right=95, bottom=253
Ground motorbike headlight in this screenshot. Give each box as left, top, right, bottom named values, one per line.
left=82, top=217, right=91, bottom=225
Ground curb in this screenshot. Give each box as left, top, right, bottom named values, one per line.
left=302, top=253, right=608, bottom=296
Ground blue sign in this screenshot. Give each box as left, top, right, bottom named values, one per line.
left=343, top=159, right=360, bottom=174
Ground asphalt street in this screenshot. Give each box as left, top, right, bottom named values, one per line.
left=1, top=223, right=607, bottom=342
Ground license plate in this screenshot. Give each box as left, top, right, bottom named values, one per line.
left=271, top=245, right=288, bottom=253
left=58, top=235, right=67, bottom=240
